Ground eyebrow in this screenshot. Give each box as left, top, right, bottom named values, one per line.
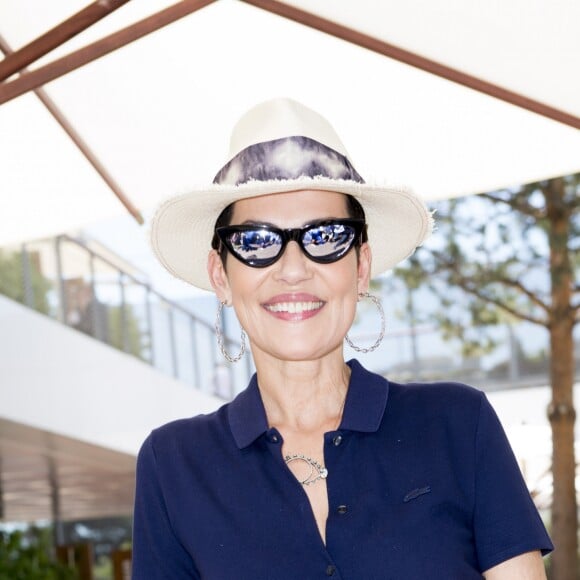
left=237, top=217, right=345, bottom=228
left=239, top=220, right=277, bottom=227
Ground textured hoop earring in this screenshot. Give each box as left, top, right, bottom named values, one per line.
left=345, top=292, right=386, bottom=353
left=215, top=301, right=246, bottom=363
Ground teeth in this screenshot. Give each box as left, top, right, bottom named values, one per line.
left=265, top=301, right=323, bottom=313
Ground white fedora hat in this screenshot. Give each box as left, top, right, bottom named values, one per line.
left=150, top=98, right=433, bottom=291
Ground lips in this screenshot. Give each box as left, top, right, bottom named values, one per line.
left=262, top=294, right=325, bottom=320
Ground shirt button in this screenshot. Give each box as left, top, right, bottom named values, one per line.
left=270, top=435, right=279, bottom=443
left=332, top=434, right=343, bottom=446
left=325, top=564, right=336, bottom=576
left=337, top=504, right=348, bottom=515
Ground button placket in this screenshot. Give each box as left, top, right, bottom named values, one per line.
left=324, top=430, right=351, bottom=575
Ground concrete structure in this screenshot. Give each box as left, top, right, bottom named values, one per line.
left=0, top=293, right=222, bottom=522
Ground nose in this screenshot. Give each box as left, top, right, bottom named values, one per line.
left=272, top=240, right=312, bottom=284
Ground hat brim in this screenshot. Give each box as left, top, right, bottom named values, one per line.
left=150, top=177, right=433, bottom=292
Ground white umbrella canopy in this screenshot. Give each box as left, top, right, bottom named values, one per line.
left=0, top=0, right=579, bottom=526
left=0, top=0, right=579, bottom=247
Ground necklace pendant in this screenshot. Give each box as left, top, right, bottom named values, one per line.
left=284, top=453, right=328, bottom=486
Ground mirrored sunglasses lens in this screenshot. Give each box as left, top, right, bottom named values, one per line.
left=228, top=229, right=282, bottom=265
left=302, top=223, right=356, bottom=260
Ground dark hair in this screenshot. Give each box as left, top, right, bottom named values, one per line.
left=211, top=194, right=367, bottom=264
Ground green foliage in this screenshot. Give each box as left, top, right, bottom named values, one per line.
left=0, top=249, right=52, bottom=315
left=107, top=304, right=146, bottom=360
left=0, top=527, right=77, bottom=580
left=389, top=173, right=579, bottom=356
left=92, top=555, right=112, bottom=580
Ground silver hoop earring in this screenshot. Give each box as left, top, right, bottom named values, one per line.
left=215, top=301, right=246, bottom=363
left=345, top=292, right=386, bottom=353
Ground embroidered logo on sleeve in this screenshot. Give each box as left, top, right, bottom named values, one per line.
left=403, top=485, right=432, bottom=503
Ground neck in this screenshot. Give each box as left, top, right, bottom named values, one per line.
left=252, top=348, right=350, bottom=433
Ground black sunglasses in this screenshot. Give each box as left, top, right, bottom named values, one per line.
left=216, top=218, right=366, bottom=268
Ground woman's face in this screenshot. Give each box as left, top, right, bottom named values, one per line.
left=208, top=190, right=371, bottom=363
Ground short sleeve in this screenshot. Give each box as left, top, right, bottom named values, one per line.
left=132, top=434, right=200, bottom=579
left=473, top=393, right=553, bottom=571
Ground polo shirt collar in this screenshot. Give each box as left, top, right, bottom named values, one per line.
left=228, top=359, right=389, bottom=449
left=228, top=374, right=269, bottom=449
left=340, top=359, right=389, bottom=432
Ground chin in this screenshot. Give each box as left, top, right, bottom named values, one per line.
left=266, top=342, right=344, bottom=363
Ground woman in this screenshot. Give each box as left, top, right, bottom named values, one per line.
left=134, top=98, right=552, bottom=579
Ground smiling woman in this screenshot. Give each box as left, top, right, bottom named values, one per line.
left=209, top=190, right=367, bottom=365
left=133, top=98, right=553, bottom=579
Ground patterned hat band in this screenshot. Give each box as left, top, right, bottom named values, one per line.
left=213, top=136, right=365, bottom=186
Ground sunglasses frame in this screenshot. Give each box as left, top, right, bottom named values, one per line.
left=216, top=218, right=366, bottom=268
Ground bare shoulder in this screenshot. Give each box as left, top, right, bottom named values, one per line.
left=483, top=551, right=546, bottom=579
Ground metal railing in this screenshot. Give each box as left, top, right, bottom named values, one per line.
left=0, top=235, right=253, bottom=398
left=2, top=234, right=577, bottom=397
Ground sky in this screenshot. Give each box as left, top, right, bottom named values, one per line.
left=84, top=210, right=209, bottom=301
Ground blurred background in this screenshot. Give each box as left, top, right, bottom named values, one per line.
left=1, top=1, right=579, bottom=578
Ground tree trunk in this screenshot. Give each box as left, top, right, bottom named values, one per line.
left=549, top=321, right=577, bottom=579
left=545, top=178, right=578, bottom=580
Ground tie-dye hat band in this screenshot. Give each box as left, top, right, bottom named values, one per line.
left=213, top=136, right=364, bottom=186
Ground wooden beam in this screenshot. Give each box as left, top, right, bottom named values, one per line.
left=241, top=0, right=580, bottom=131
left=0, top=0, right=131, bottom=82
left=0, top=34, right=144, bottom=226
left=0, top=0, right=217, bottom=105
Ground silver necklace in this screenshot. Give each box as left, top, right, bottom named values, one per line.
left=284, top=454, right=328, bottom=486
left=284, top=391, right=347, bottom=486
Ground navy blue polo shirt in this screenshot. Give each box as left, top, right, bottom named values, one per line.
left=132, top=360, right=552, bottom=579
